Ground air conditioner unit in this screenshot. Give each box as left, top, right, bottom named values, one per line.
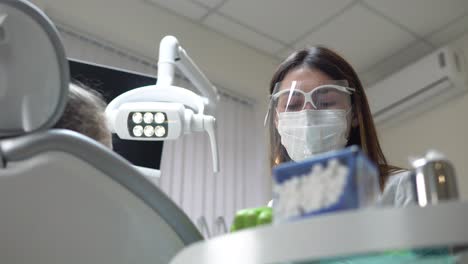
left=366, top=46, right=467, bottom=124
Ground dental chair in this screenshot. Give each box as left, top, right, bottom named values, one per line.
left=0, top=1, right=202, bottom=263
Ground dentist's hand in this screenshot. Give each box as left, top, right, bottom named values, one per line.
left=230, top=207, right=272, bottom=232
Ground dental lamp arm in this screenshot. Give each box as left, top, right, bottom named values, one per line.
left=177, top=47, right=219, bottom=110
left=158, top=35, right=220, bottom=172
left=157, top=36, right=219, bottom=111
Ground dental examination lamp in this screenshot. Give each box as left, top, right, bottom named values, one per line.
left=106, top=36, right=220, bottom=172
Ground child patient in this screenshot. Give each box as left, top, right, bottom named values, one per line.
left=53, top=82, right=112, bottom=148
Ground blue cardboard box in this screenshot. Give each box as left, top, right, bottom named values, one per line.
left=272, top=146, right=379, bottom=223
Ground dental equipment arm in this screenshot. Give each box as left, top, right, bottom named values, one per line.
left=158, top=36, right=218, bottom=109
left=105, top=36, right=220, bottom=172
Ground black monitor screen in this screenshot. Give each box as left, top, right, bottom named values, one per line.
left=69, top=59, right=163, bottom=170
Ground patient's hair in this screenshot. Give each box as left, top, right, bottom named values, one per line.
left=54, top=83, right=112, bottom=148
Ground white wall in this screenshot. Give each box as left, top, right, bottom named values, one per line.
left=377, top=32, right=468, bottom=199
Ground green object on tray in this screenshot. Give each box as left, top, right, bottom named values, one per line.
left=231, top=207, right=272, bottom=232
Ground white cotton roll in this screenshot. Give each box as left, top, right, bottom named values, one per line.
left=276, top=158, right=354, bottom=221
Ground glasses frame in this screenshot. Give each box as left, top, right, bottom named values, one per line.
left=272, top=83, right=355, bottom=111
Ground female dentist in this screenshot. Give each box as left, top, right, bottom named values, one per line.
left=265, top=46, right=414, bottom=206
left=232, top=46, right=415, bottom=232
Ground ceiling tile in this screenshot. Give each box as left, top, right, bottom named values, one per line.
left=218, top=0, right=354, bottom=44
left=359, top=41, right=433, bottom=86
left=428, top=14, right=468, bottom=46
left=203, top=13, right=284, bottom=54
left=363, top=0, right=468, bottom=36
left=295, top=4, right=417, bottom=72
left=191, top=0, right=224, bottom=8
left=146, top=0, right=209, bottom=20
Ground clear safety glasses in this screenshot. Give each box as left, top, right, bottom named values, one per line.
left=265, top=80, right=355, bottom=125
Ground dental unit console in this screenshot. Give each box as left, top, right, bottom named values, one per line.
left=106, top=36, right=220, bottom=172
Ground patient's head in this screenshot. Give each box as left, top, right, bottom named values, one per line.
left=54, top=83, right=112, bottom=148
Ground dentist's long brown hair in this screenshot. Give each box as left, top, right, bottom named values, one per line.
left=268, top=47, right=401, bottom=189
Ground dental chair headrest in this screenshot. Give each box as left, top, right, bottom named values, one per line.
left=0, top=0, right=69, bottom=137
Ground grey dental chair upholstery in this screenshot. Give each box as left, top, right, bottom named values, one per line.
left=0, top=1, right=202, bottom=263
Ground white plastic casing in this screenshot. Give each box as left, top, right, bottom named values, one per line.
left=104, top=36, right=220, bottom=172
left=111, top=102, right=185, bottom=141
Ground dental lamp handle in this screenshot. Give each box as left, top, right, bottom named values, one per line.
left=185, top=111, right=219, bottom=173
left=203, top=116, right=219, bottom=173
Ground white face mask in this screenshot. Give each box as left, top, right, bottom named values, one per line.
left=277, top=109, right=349, bottom=161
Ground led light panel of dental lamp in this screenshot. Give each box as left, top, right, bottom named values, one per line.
left=110, top=102, right=184, bottom=141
